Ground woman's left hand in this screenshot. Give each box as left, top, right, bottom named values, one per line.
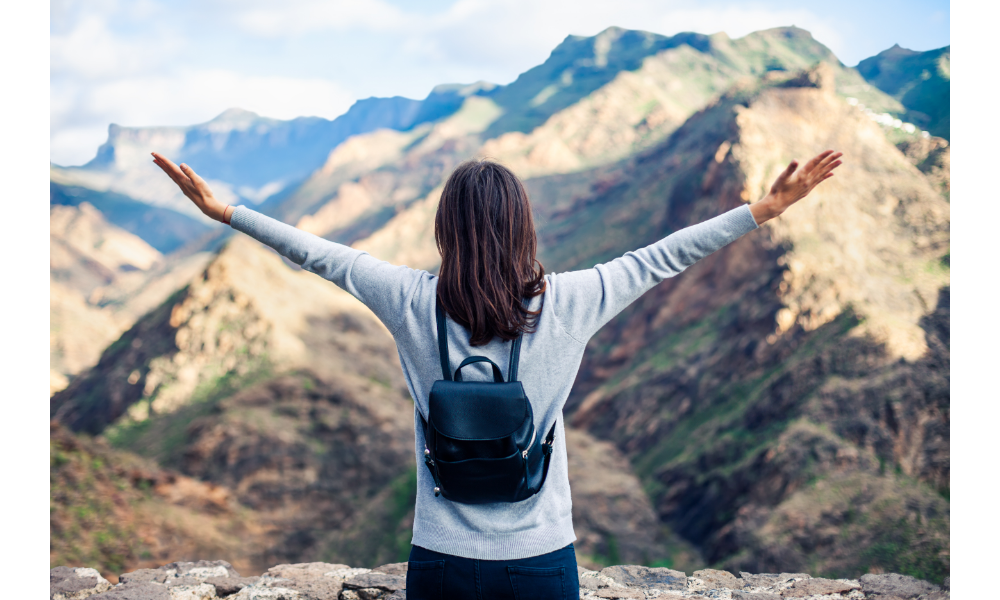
left=750, top=150, right=843, bottom=225
left=152, top=152, right=232, bottom=223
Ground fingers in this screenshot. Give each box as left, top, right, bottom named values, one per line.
left=180, top=163, right=209, bottom=191
left=815, top=157, right=843, bottom=181
left=805, top=151, right=843, bottom=187
left=802, top=150, right=833, bottom=173
left=152, top=152, right=205, bottom=205
left=804, top=150, right=837, bottom=176
left=815, top=151, right=843, bottom=173
left=152, top=153, right=192, bottom=188
left=777, top=160, right=798, bottom=183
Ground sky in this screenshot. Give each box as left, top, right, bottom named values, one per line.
left=50, top=0, right=950, bottom=167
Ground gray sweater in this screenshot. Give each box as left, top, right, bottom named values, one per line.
left=229, top=203, right=759, bottom=560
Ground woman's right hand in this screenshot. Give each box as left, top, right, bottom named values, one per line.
left=152, top=152, right=233, bottom=223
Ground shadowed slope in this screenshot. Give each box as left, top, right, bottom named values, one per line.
left=537, top=67, right=949, bottom=580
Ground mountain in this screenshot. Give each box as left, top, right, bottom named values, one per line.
left=48, top=84, right=500, bottom=246
left=50, top=202, right=160, bottom=392
left=857, top=44, right=950, bottom=139
left=49, top=236, right=419, bottom=568
left=49, top=203, right=215, bottom=394
left=51, top=26, right=902, bottom=256
left=540, top=65, right=949, bottom=580
left=51, top=26, right=949, bottom=583
left=279, top=26, right=905, bottom=263
left=49, top=180, right=212, bottom=254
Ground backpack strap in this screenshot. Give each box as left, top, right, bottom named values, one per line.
left=537, top=421, right=558, bottom=489
left=435, top=297, right=452, bottom=381
left=508, top=333, right=522, bottom=382
left=437, top=295, right=524, bottom=383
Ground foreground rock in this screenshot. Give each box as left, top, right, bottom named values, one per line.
left=52, top=561, right=946, bottom=600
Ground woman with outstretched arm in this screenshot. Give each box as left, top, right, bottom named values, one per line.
left=153, top=149, right=841, bottom=600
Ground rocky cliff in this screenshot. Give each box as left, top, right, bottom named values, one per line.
left=50, top=558, right=950, bottom=600
left=50, top=202, right=214, bottom=393
left=542, top=66, right=949, bottom=579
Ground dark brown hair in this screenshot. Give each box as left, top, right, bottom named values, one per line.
left=435, top=159, right=546, bottom=346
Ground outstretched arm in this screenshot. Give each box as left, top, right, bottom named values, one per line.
left=151, top=153, right=424, bottom=335
left=548, top=150, right=843, bottom=343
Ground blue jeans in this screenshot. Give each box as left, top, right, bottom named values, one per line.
left=406, top=543, right=580, bottom=600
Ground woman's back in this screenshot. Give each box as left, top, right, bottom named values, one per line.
left=228, top=199, right=760, bottom=560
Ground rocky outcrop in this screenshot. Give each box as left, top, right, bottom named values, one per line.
left=50, top=202, right=162, bottom=392
left=51, top=560, right=948, bottom=600
left=896, top=137, right=950, bottom=197
left=50, top=202, right=215, bottom=394
left=51, top=235, right=405, bottom=435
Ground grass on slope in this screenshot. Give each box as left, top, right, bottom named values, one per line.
left=316, top=467, right=418, bottom=568
left=104, top=360, right=273, bottom=468
left=51, top=423, right=268, bottom=580
left=731, top=469, right=950, bottom=584
left=856, top=45, right=950, bottom=139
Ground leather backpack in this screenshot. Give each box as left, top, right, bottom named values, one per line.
left=419, top=298, right=556, bottom=504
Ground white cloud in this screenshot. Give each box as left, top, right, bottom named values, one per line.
left=50, top=1, right=178, bottom=80
left=215, top=0, right=842, bottom=80
left=229, top=0, right=409, bottom=36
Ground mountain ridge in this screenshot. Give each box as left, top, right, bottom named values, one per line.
left=856, top=44, right=949, bottom=139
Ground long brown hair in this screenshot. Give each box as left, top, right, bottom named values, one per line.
left=435, top=159, right=546, bottom=346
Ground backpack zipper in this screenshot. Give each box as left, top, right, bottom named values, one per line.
left=522, top=429, right=536, bottom=459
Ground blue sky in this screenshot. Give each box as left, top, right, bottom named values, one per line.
left=50, top=0, right=950, bottom=166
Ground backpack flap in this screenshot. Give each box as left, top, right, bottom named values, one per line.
left=427, top=379, right=533, bottom=460
left=428, top=380, right=529, bottom=440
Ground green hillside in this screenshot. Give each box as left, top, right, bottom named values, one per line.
left=857, top=45, right=950, bottom=139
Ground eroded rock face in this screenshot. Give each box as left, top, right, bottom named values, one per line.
left=557, top=67, right=950, bottom=578
left=53, top=561, right=948, bottom=600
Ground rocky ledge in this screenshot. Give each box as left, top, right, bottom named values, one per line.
left=51, top=560, right=948, bottom=600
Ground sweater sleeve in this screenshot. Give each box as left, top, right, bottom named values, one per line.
left=229, top=206, right=424, bottom=335
left=547, top=204, right=759, bottom=344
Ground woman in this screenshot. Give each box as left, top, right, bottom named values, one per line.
left=153, top=149, right=841, bottom=599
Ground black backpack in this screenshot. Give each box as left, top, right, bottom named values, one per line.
left=419, top=298, right=556, bottom=504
